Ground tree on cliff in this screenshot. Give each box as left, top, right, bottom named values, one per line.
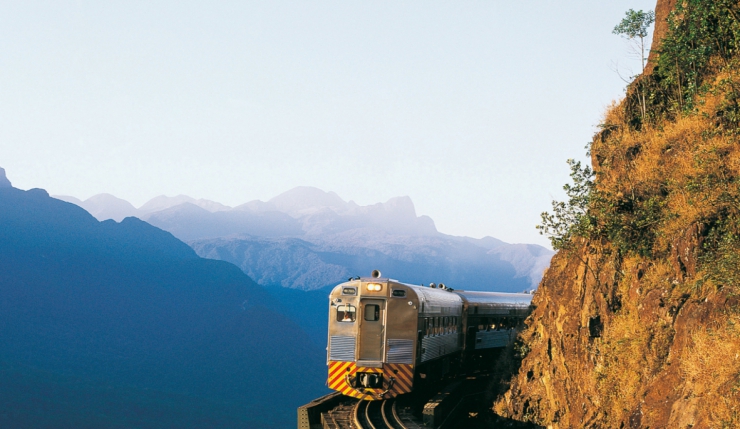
left=613, top=9, right=655, bottom=120
left=613, top=9, right=656, bottom=73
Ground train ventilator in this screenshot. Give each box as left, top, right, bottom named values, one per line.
left=326, top=270, right=533, bottom=400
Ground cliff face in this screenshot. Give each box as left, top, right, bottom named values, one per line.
left=495, top=242, right=739, bottom=428
left=645, top=0, right=677, bottom=74
left=494, top=1, right=740, bottom=427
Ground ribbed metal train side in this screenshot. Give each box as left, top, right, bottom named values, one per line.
left=415, top=286, right=463, bottom=364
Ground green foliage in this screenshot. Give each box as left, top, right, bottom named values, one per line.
left=698, top=215, right=740, bottom=289
left=537, top=159, right=595, bottom=250
left=628, top=0, right=740, bottom=126
left=513, top=338, right=531, bottom=359
left=613, top=9, right=655, bottom=42
left=599, top=192, right=666, bottom=257
left=538, top=157, right=667, bottom=255
left=667, top=0, right=739, bottom=108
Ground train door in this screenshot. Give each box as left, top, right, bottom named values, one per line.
left=358, top=299, right=385, bottom=361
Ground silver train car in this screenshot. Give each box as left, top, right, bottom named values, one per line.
left=326, top=271, right=532, bottom=400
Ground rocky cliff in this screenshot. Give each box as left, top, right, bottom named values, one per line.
left=494, top=1, right=740, bottom=427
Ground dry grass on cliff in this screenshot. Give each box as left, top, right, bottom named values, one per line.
left=596, top=69, right=740, bottom=257
left=680, top=310, right=740, bottom=427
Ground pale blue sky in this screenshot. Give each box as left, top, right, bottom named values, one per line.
left=0, top=1, right=656, bottom=247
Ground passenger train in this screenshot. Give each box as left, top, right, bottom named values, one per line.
left=326, top=271, right=533, bottom=400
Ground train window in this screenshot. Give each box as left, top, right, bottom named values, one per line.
left=342, top=287, right=357, bottom=296
left=391, top=289, right=406, bottom=297
left=336, top=305, right=356, bottom=322
left=443, top=317, right=448, bottom=334
left=364, top=304, right=380, bottom=321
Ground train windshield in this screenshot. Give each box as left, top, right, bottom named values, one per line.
left=336, top=304, right=356, bottom=322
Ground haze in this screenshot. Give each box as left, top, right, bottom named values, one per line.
left=0, top=1, right=654, bottom=247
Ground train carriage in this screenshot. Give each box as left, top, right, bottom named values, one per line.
left=326, top=271, right=532, bottom=401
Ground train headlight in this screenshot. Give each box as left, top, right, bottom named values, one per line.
left=366, top=283, right=383, bottom=292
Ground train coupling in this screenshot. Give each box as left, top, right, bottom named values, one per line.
left=356, top=372, right=384, bottom=388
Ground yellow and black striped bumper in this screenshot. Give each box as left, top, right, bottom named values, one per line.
left=327, top=361, right=414, bottom=400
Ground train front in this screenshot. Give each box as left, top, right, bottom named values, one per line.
left=326, top=275, right=418, bottom=400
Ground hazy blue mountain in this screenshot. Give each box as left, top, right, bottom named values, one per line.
left=142, top=202, right=304, bottom=240
left=265, top=186, right=347, bottom=214
left=487, top=243, right=554, bottom=288
left=189, top=187, right=551, bottom=292
left=53, top=193, right=141, bottom=222
left=191, top=230, right=543, bottom=293
left=191, top=235, right=350, bottom=289
left=0, top=185, right=326, bottom=428
left=0, top=167, right=11, bottom=188
left=461, top=235, right=507, bottom=250
left=53, top=194, right=83, bottom=205
left=51, top=193, right=231, bottom=223
left=77, top=193, right=142, bottom=222
left=83, top=193, right=141, bottom=221
left=139, top=194, right=231, bottom=213
left=55, top=185, right=553, bottom=291
left=233, top=188, right=438, bottom=236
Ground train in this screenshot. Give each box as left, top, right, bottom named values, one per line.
left=326, top=270, right=533, bottom=401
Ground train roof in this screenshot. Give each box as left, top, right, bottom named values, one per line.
left=329, top=278, right=533, bottom=310
left=453, top=291, right=533, bottom=307
left=452, top=291, right=532, bottom=316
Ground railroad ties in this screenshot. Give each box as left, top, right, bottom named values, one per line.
left=323, top=402, right=357, bottom=428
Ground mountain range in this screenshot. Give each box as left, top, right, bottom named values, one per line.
left=1, top=183, right=326, bottom=428
left=55, top=187, right=553, bottom=293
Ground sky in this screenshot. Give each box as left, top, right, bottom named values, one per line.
left=0, top=1, right=657, bottom=248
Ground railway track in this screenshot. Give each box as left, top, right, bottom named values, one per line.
left=350, top=398, right=425, bottom=429
left=301, top=376, right=483, bottom=429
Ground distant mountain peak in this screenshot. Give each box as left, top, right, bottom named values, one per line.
left=140, top=194, right=231, bottom=213
left=269, top=186, right=347, bottom=214
left=381, top=196, right=416, bottom=217
left=80, top=193, right=140, bottom=222
left=0, top=167, right=12, bottom=188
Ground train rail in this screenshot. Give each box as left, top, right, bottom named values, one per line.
left=300, top=375, right=488, bottom=429
left=352, top=399, right=424, bottom=429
